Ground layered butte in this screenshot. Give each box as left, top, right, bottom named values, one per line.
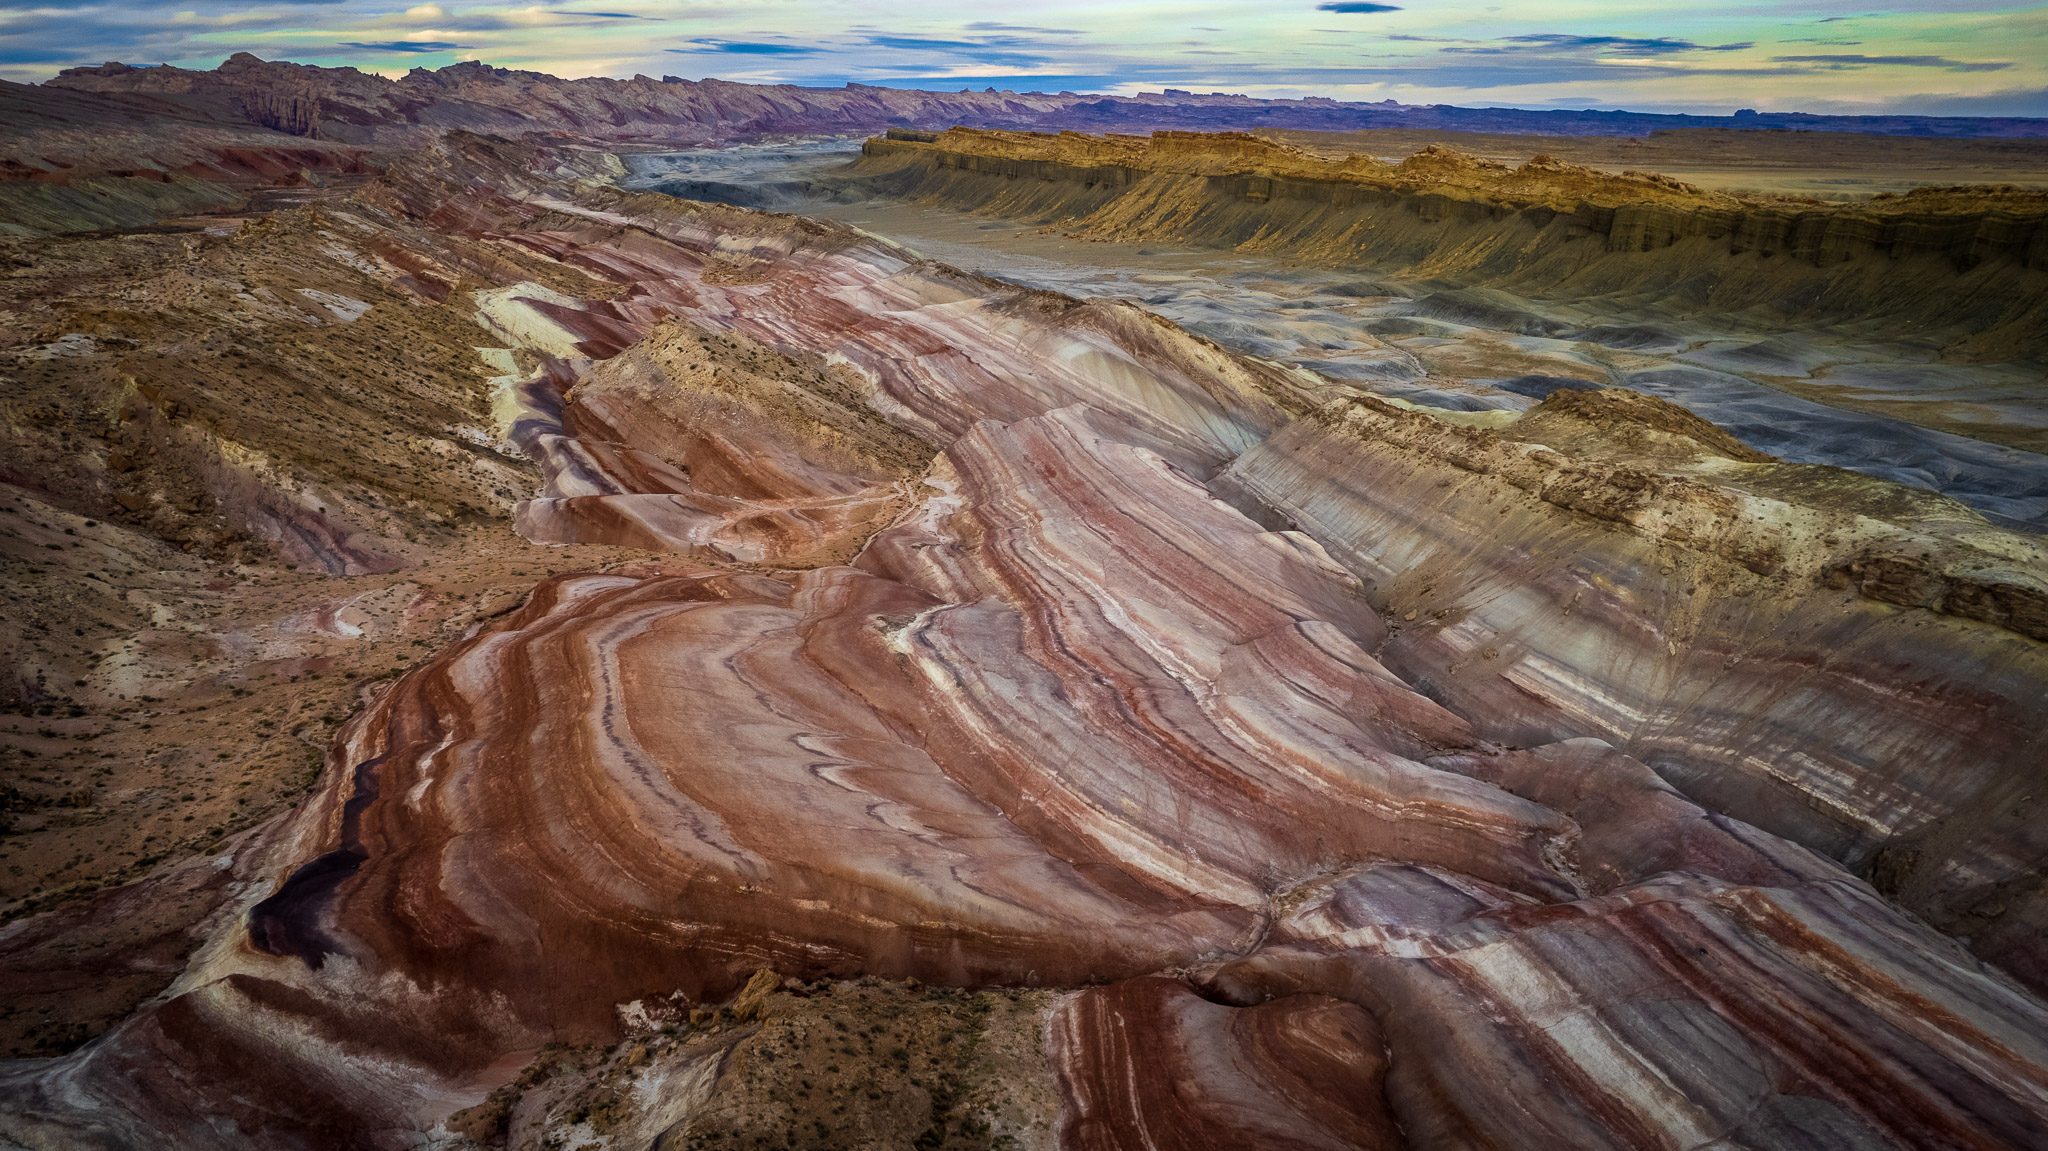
left=3, top=131, right=2048, bottom=1149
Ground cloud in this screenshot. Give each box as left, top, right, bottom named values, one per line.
left=335, top=7, right=657, bottom=33
left=1460, top=35, right=1754, bottom=55
left=0, top=12, right=192, bottom=68
left=1038, top=59, right=1797, bottom=91
left=341, top=41, right=473, bottom=53
left=1770, top=53, right=2014, bottom=71
left=672, top=39, right=816, bottom=55
left=964, top=23, right=1081, bottom=34
left=857, top=34, right=1046, bottom=68
left=1888, top=85, right=2048, bottom=116
left=0, top=45, right=92, bottom=64
left=867, top=36, right=997, bottom=51
left=861, top=73, right=1118, bottom=92
left=1317, top=3, right=1402, bottom=12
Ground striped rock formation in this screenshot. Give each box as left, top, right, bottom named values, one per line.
left=4, top=133, right=2048, bottom=1150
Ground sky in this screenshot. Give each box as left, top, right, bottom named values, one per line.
left=3, top=1, right=2045, bottom=116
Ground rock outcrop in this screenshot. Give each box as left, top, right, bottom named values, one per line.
left=3, top=133, right=2048, bottom=1150
left=1213, top=390, right=2048, bottom=986
left=0, top=78, right=376, bottom=235
left=852, top=128, right=2048, bottom=361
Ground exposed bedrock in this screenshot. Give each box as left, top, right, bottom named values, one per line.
left=408, top=129, right=2048, bottom=995
left=1200, top=738, right=2048, bottom=1151
left=12, top=397, right=2048, bottom=1148
left=852, top=130, right=2048, bottom=361
left=378, top=135, right=1295, bottom=561
left=1047, top=977, right=1401, bottom=1150
left=0, top=402, right=1566, bottom=1144
left=510, top=320, right=932, bottom=564
left=7, top=134, right=2048, bottom=1149
left=0, top=79, right=379, bottom=236
left=1213, top=392, right=2048, bottom=989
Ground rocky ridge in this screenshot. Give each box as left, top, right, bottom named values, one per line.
left=852, top=128, right=2048, bottom=361
left=46, top=54, right=2048, bottom=144
left=0, top=78, right=375, bottom=236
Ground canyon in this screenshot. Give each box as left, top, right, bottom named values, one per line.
left=1, top=58, right=2047, bottom=1151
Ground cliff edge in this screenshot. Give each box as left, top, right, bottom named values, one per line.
left=855, top=128, right=2048, bottom=361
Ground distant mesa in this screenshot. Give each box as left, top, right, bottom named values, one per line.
left=852, top=127, right=2048, bottom=361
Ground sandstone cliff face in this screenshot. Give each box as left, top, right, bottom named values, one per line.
left=852, top=129, right=2048, bottom=361
left=4, top=133, right=2048, bottom=1150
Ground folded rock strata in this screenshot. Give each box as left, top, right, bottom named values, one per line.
left=1202, top=739, right=2048, bottom=1150
left=404, top=135, right=2048, bottom=991
left=4, top=133, right=2048, bottom=1150
left=509, top=320, right=931, bottom=564
left=1212, top=391, right=2048, bottom=990
left=1048, top=977, right=1401, bottom=1150
left=371, top=135, right=1295, bottom=565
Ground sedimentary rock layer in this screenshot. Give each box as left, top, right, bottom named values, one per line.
left=852, top=129, right=2048, bottom=360
left=364, top=134, right=1297, bottom=563
left=1213, top=390, right=2048, bottom=989
left=14, top=400, right=2048, bottom=1147
left=5, top=133, right=2048, bottom=1150
left=1201, top=739, right=2048, bottom=1151
left=403, top=132, right=2048, bottom=990
left=1048, top=977, right=1401, bottom=1150
left=0, top=80, right=376, bottom=235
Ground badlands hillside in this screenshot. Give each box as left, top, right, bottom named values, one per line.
left=2, top=56, right=2048, bottom=1150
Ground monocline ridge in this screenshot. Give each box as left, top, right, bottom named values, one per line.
left=852, top=127, right=2048, bottom=361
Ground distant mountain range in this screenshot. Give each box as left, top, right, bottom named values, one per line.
left=38, top=52, right=2048, bottom=144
